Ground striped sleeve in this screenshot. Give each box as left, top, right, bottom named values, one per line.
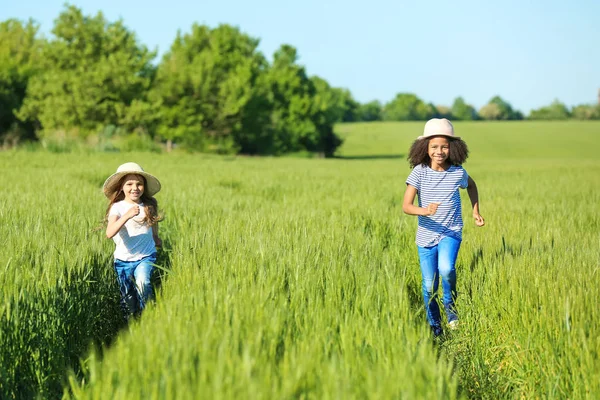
left=406, top=166, right=421, bottom=190
left=459, top=168, right=469, bottom=189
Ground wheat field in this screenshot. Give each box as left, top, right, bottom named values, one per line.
left=0, top=121, right=598, bottom=399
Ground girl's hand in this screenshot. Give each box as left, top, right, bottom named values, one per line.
left=154, top=237, right=162, bottom=248
left=124, top=205, right=140, bottom=220
left=425, top=202, right=441, bottom=216
left=473, top=213, right=485, bottom=226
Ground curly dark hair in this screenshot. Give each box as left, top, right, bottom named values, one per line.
left=407, top=136, right=469, bottom=168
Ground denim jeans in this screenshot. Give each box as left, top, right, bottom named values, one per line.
left=417, top=236, right=461, bottom=331
left=114, top=253, right=156, bottom=316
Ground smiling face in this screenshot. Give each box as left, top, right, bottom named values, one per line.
left=428, top=136, right=450, bottom=170
left=121, top=174, right=145, bottom=204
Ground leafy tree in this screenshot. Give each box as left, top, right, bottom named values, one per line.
left=477, top=96, right=524, bottom=120
left=356, top=100, right=382, bottom=121
left=513, top=109, right=524, bottom=120
left=382, top=93, right=432, bottom=121
left=265, top=45, right=317, bottom=153
left=488, top=96, right=513, bottom=120
left=151, top=24, right=269, bottom=153
left=432, top=105, right=452, bottom=119
left=310, top=77, right=346, bottom=123
left=478, top=103, right=502, bottom=120
left=17, top=5, right=156, bottom=138
left=451, top=97, right=478, bottom=120
left=337, top=89, right=359, bottom=122
left=528, top=100, right=571, bottom=120
left=570, top=104, right=600, bottom=120
left=485, top=95, right=523, bottom=120
left=332, top=88, right=359, bottom=122
left=309, top=79, right=359, bottom=123
left=0, top=19, right=43, bottom=143
left=264, top=45, right=341, bottom=156
left=309, top=76, right=345, bottom=155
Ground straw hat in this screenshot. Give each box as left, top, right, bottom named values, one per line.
left=418, top=118, right=460, bottom=140
left=102, top=162, right=161, bottom=198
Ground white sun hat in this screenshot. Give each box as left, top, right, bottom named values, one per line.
left=102, top=162, right=161, bottom=198
left=419, top=118, right=460, bottom=140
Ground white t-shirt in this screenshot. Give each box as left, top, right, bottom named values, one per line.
left=109, top=200, right=156, bottom=261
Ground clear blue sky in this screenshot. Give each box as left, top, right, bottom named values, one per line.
left=3, top=0, right=599, bottom=113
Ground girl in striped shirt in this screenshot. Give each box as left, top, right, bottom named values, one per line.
left=403, top=118, right=485, bottom=337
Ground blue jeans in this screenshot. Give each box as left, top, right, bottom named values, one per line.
left=417, top=237, right=461, bottom=331
left=114, top=253, right=156, bottom=316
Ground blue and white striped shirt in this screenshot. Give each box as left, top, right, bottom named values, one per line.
left=406, top=164, right=469, bottom=247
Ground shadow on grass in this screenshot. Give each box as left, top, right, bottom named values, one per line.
left=0, top=236, right=174, bottom=399
left=0, top=252, right=124, bottom=399
left=70, top=237, right=174, bottom=396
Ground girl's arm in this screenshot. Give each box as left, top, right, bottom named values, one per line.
left=467, top=176, right=485, bottom=226
left=402, top=185, right=439, bottom=216
left=106, top=206, right=140, bottom=239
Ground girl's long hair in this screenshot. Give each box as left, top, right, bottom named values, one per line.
left=407, top=136, right=469, bottom=168
left=104, top=174, right=162, bottom=226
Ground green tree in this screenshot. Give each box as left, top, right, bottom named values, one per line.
left=478, top=103, right=502, bottom=120
left=451, top=97, right=478, bottom=120
left=356, top=100, right=382, bottom=121
left=337, top=89, right=359, bottom=122
left=264, top=45, right=341, bottom=156
left=432, top=105, right=452, bottom=119
left=310, top=79, right=359, bottom=123
left=571, top=104, right=600, bottom=120
left=320, top=87, right=359, bottom=123
left=0, top=19, right=43, bottom=144
left=310, top=77, right=346, bottom=123
left=265, top=45, right=317, bottom=153
left=382, top=93, right=432, bottom=121
left=529, top=100, right=571, bottom=120
left=489, top=96, right=513, bottom=120
left=309, top=76, right=345, bottom=155
left=151, top=24, right=269, bottom=153
left=426, top=103, right=446, bottom=119
left=17, top=5, right=156, bottom=138
left=485, top=95, right=523, bottom=120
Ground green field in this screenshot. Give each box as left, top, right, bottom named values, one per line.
left=1, top=121, right=599, bottom=399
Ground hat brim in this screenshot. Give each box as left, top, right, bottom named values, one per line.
left=102, top=171, right=161, bottom=198
left=417, top=133, right=461, bottom=140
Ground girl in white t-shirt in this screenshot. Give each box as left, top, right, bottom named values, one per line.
left=402, top=119, right=485, bottom=337
left=103, top=162, right=163, bottom=319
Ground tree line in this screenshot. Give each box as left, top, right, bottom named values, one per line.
left=1, top=6, right=598, bottom=154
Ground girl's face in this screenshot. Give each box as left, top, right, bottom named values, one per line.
left=121, top=174, right=145, bottom=203
left=428, top=136, right=450, bottom=169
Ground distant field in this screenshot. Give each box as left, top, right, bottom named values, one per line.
left=0, top=121, right=598, bottom=399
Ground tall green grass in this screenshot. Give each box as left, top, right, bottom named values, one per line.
left=0, top=121, right=598, bottom=398
left=0, top=154, right=125, bottom=398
